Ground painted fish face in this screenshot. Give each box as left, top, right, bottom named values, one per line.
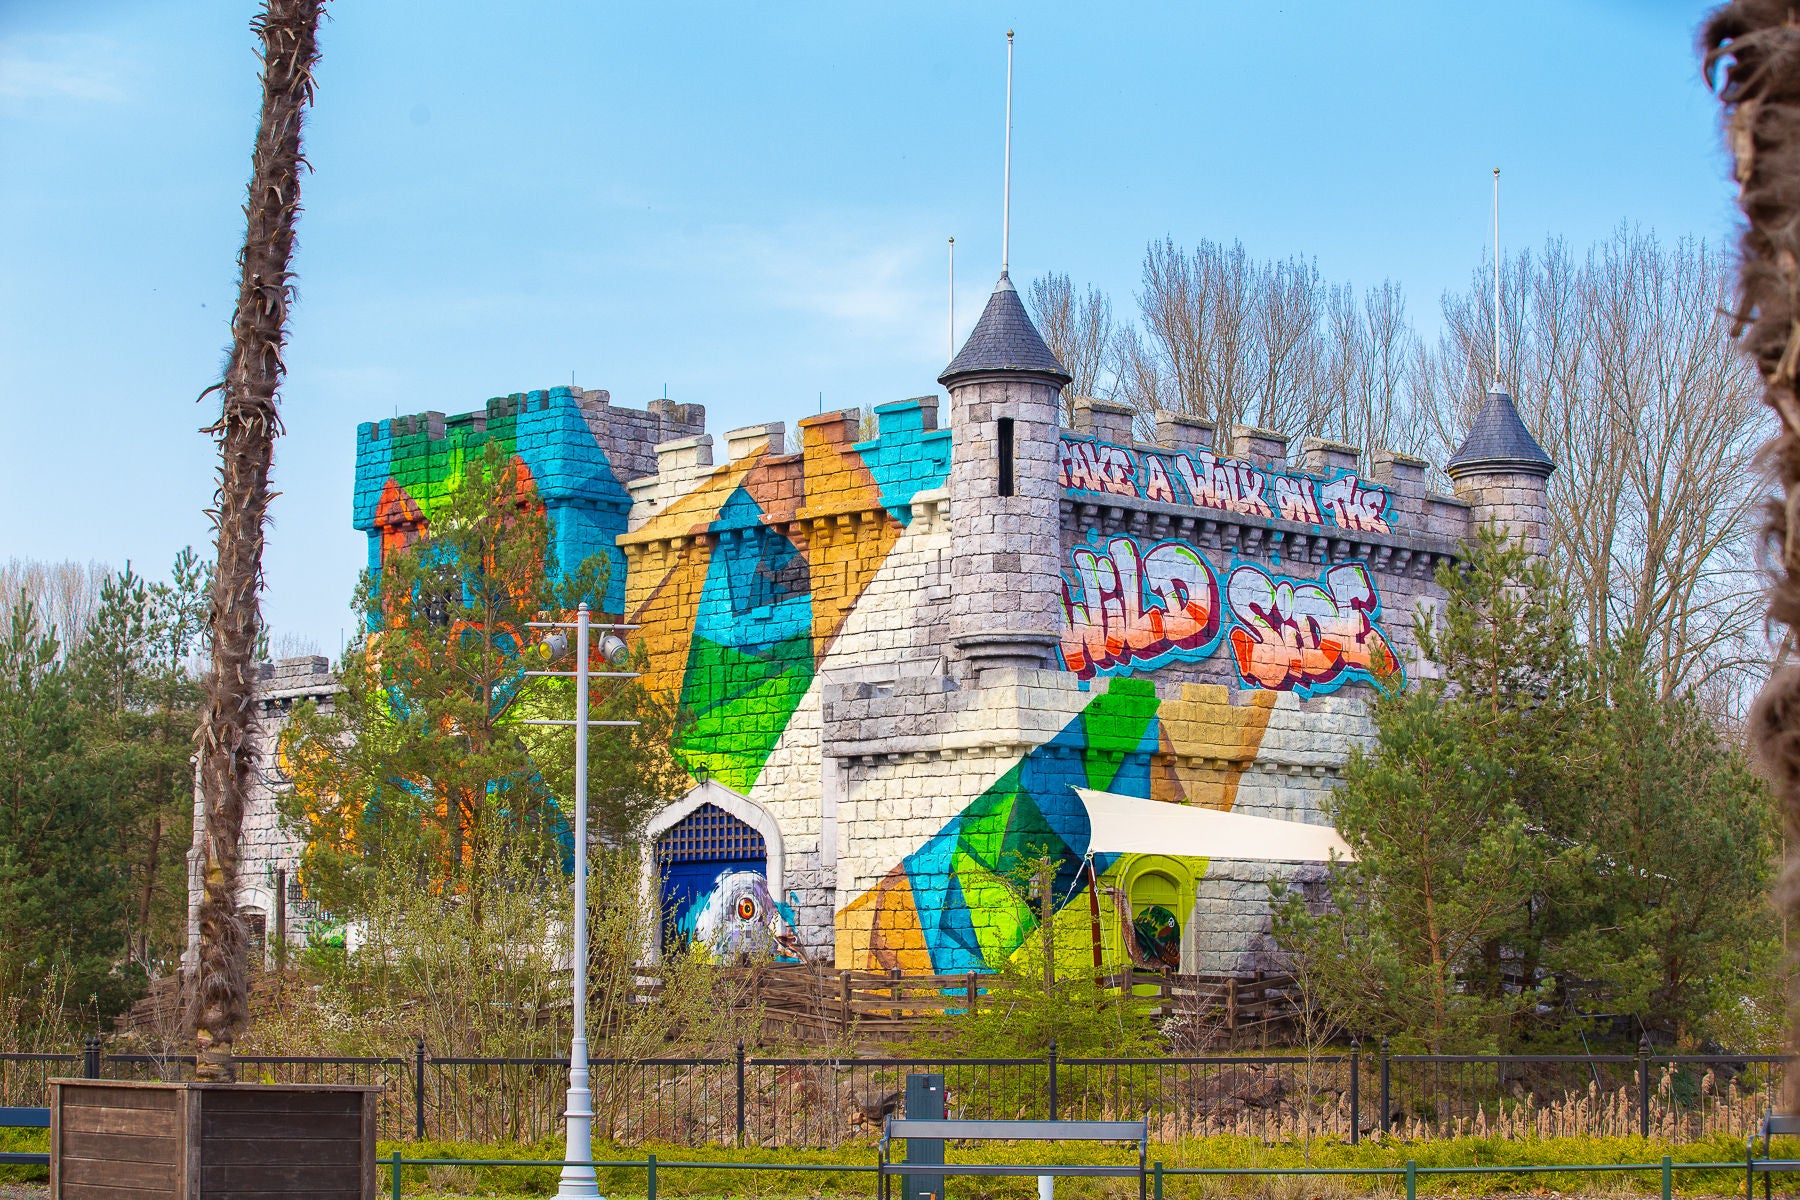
left=690, top=870, right=802, bottom=961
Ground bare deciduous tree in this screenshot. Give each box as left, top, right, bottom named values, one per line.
left=1129, top=237, right=1263, bottom=433
left=1026, top=272, right=1114, bottom=421
left=1254, top=256, right=1327, bottom=438
left=1424, top=231, right=1766, bottom=706
left=1318, top=279, right=1428, bottom=458
left=0, top=559, right=111, bottom=654
left=1117, top=238, right=1414, bottom=449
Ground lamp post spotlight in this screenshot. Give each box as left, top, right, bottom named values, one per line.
left=598, top=632, right=629, bottom=667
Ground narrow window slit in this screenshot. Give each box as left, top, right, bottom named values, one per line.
left=997, top=417, right=1015, bottom=497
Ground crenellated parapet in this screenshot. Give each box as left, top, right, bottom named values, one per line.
left=353, top=385, right=704, bottom=613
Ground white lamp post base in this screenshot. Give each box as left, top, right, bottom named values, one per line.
left=557, top=1073, right=600, bottom=1197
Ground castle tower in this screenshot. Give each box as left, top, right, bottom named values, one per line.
left=940, top=272, right=1072, bottom=676
left=1444, top=384, right=1556, bottom=554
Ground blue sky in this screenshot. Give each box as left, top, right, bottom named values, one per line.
left=0, top=1, right=1739, bottom=654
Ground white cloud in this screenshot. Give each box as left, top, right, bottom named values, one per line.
left=647, top=216, right=950, bottom=346
left=0, top=35, right=128, bottom=103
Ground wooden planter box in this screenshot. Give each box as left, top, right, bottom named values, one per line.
left=49, top=1078, right=380, bottom=1199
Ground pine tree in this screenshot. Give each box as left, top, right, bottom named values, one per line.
left=280, top=441, right=686, bottom=919
left=0, top=604, right=133, bottom=1023
left=1555, top=647, right=1777, bottom=1042
left=1274, top=525, right=1583, bottom=1051
left=73, top=554, right=209, bottom=977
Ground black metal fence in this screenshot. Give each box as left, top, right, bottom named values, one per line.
left=2, top=1039, right=1783, bottom=1147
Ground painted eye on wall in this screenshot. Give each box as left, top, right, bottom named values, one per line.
left=736, top=895, right=758, bottom=921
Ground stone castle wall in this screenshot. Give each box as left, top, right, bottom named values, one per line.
left=211, top=375, right=1541, bottom=977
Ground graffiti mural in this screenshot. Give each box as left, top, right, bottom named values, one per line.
left=838, top=680, right=1166, bottom=975
left=355, top=388, right=635, bottom=612
left=334, top=379, right=1461, bottom=975
left=1060, top=535, right=1223, bottom=678
left=667, top=867, right=801, bottom=961
left=1059, top=436, right=1392, bottom=535
left=655, top=801, right=801, bottom=961
left=622, top=405, right=950, bottom=795
left=1226, top=561, right=1400, bottom=697
left=1060, top=532, right=1402, bottom=695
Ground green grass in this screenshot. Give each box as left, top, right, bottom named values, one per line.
left=5, top=1126, right=1786, bottom=1197
left=370, top=1132, right=1785, bottom=1198
left=0, top=1128, right=46, bottom=1187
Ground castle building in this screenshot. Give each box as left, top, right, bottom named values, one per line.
left=190, top=277, right=1555, bottom=979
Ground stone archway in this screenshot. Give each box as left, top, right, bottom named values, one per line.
left=643, top=781, right=792, bottom=961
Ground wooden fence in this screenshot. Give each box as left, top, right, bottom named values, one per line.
left=628, top=964, right=1300, bottom=1047
left=121, top=963, right=1301, bottom=1049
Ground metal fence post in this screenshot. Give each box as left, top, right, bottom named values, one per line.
left=1349, top=1039, right=1361, bottom=1145
left=83, top=1035, right=100, bottom=1080
left=1153, top=1161, right=1164, bottom=1200
left=414, top=1037, right=426, bottom=1140
left=1379, top=1037, right=1391, bottom=1134
left=1639, top=1039, right=1651, bottom=1139
left=1661, top=1154, right=1672, bottom=1200
left=647, top=1151, right=657, bottom=1200
left=735, top=1040, right=747, bottom=1146
left=1405, top=1159, right=1416, bottom=1200
left=1047, top=1040, right=1059, bottom=1121
left=390, top=1148, right=402, bottom=1200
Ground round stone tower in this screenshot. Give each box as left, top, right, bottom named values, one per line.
left=940, top=272, right=1072, bottom=676
left=1444, top=384, right=1557, bottom=554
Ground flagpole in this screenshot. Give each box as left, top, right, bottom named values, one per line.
left=1492, top=167, right=1502, bottom=387
left=1003, top=30, right=1014, bottom=276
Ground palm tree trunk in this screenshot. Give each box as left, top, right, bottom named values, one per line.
left=1704, top=5, right=1800, bottom=1105
left=190, top=0, right=325, bottom=1082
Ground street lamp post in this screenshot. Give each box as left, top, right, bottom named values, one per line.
left=523, top=602, right=640, bottom=1199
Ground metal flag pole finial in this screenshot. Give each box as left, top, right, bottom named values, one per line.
left=948, top=236, right=956, bottom=358
left=1003, top=30, right=1014, bottom=277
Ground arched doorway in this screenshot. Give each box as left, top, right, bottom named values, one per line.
left=654, top=799, right=797, bottom=960
left=1127, top=869, right=1183, bottom=970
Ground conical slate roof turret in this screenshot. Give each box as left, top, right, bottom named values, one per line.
left=1445, top=385, right=1555, bottom=478
left=939, top=272, right=1071, bottom=387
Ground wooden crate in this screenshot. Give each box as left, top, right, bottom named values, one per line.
left=49, top=1078, right=380, bottom=1199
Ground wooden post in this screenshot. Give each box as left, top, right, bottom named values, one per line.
left=965, top=972, right=978, bottom=1015
left=1227, top=977, right=1238, bottom=1031
left=840, top=969, right=852, bottom=1028
left=274, top=867, right=287, bottom=973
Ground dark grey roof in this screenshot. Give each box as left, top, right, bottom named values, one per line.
left=1445, top=385, right=1555, bottom=478
left=939, top=272, right=1072, bottom=386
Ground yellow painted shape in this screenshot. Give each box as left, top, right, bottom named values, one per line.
left=796, top=413, right=903, bottom=660
left=1154, top=684, right=1278, bottom=811
left=623, top=539, right=715, bottom=703
left=835, top=869, right=934, bottom=973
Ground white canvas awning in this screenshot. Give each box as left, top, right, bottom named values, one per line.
left=1075, top=788, right=1353, bottom=863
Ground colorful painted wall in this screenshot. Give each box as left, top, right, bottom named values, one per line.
left=330, top=384, right=1487, bottom=976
